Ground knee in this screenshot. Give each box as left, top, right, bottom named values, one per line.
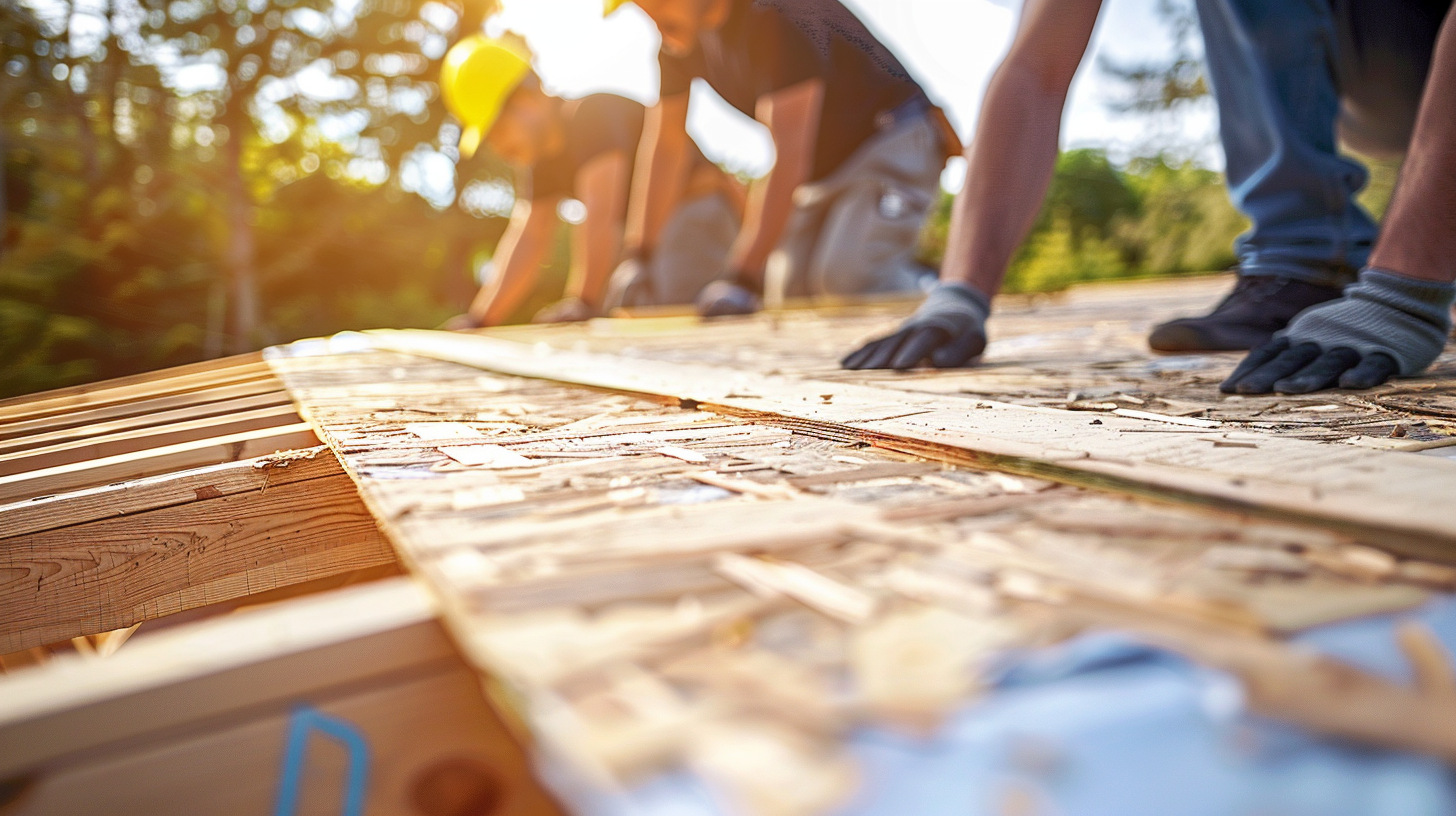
left=811, top=184, right=931, bottom=295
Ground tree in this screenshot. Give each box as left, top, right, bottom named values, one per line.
left=127, top=0, right=463, bottom=350
left=1098, top=0, right=1208, bottom=115
left=1, top=0, right=513, bottom=397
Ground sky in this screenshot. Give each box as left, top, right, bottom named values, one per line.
left=488, top=0, right=1221, bottom=191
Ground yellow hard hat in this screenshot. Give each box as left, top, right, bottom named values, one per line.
left=440, top=34, right=532, bottom=159
left=603, top=0, right=630, bottom=15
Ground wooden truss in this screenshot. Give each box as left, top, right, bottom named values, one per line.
left=0, top=353, right=558, bottom=815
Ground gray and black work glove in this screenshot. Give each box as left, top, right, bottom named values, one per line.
left=602, top=256, right=653, bottom=312
left=697, top=279, right=762, bottom=318
left=841, top=281, right=990, bottom=370
left=1221, top=269, right=1455, bottom=394
left=531, top=296, right=598, bottom=324
left=440, top=313, right=485, bottom=331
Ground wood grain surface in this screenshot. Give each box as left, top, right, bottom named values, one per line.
left=266, top=279, right=1456, bottom=814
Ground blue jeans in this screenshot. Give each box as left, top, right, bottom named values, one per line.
left=1197, top=0, right=1448, bottom=286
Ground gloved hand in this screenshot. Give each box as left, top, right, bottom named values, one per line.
left=602, top=256, right=653, bottom=312
left=531, top=296, right=598, bottom=324
left=1220, top=269, right=1455, bottom=394
left=696, top=279, right=761, bottom=318
left=439, top=313, right=484, bottom=331
left=841, top=281, right=990, bottom=370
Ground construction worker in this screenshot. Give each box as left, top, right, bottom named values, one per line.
left=844, top=0, right=1455, bottom=395
left=441, top=35, right=743, bottom=328
left=606, top=0, right=960, bottom=316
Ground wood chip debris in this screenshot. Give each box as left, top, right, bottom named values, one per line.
left=715, top=553, right=878, bottom=624
left=1112, top=408, right=1220, bottom=428
left=438, top=444, right=537, bottom=468
left=654, top=446, right=709, bottom=464
left=406, top=421, right=488, bottom=440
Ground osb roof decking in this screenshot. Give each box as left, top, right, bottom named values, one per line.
left=265, top=275, right=1456, bottom=815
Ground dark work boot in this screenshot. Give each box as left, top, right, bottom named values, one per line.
left=1148, top=276, right=1346, bottom=352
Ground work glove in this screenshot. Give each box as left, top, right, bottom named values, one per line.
left=841, top=281, right=990, bottom=370
left=602, top=256, right=653, bottom=312
left=440, top=313, right=484, bottom=331
left=697, top=279, right=761, bottom=318
left=531, top=296, right=598, bottom=324
left=1220, top=269, right=1455, bottom=394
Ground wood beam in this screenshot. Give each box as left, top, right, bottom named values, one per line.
left=0, top=405, right=301, bottom=477
left=0, top=447, right=395, bottom=653
left=0, top=379, right=286, bottom=441
left=0, top=423, right=318, bottom=504
left=0, top=445, right=336, bottom=540
left=0, top=391, right=295, bottom=455
left=0, top=352, right=263, bottom=414
left=0, top=358, right=273, bottom=425
left=0, top=579, right=561, bottom=816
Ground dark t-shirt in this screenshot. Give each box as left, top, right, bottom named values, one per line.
left=659, top=0, right=925, bottom=181
left=526, top=93, right=712, bottom=201
left=526, top=94, right=643, bottom=201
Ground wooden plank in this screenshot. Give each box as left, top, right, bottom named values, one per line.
left=0, top=578, right=436, bottom=770
left=485, top=275, right=1456, bottom=452
left=0, top=446, right=340, bottom=540
left=0, top=351, right=263, bottom=416
left=0, top=463, right=395, bottom=653
left=0, top=359, right=274, bottom=425
left=0, top=378, right=287, bottom=442
left=0, top=391, right=295, bottom=455
left=360, top=330, right=1456, bottom=560
left=266, top=346, right=1456, bottom=791
left=0, top=423, right=319, bottom=504
left=0, top=405, right=301, bottom=477
left=0, top=579, right=560, bottom=816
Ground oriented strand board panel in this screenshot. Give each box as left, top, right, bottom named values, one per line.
left=362, top=323, right=1456, bottom=557
left=491, top=275, right=1456, bottom=450
left=268, top=281, right=1456, bottom=815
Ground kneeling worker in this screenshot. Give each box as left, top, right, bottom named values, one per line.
left=845, top=0, right=1455, bottom=395
left=608, top=0, right=960, bottom=316
left=442, top=35, right=743, bottom=327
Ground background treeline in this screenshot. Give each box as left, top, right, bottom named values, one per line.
left=916, top=151, right=1249, bottom=294
left=1, top=0, right=513, bottom=396
left=916, top=148, right=1395, bottom=296
left=0, top=0, right=1398, bottom=397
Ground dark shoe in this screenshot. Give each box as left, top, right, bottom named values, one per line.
left=1148, top=276, right=1345, bottom=352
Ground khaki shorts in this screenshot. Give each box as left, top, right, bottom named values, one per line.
left=764, top=113, right=945, bottom=305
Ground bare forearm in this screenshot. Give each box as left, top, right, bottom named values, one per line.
left=732, top=81, right=822, bottom=283
left=941, top=0, right=1101, bottom=297
left=567, top=219, right=618, bottom=306
left=469, top=202, right=556, bottom=326
left=1369, top=10, right=1456, bottom=284
left=567, top=153, right=631, bottom=307
left=730, top=168, right=798, bottom=284
left=943, top=64, right=1066, bottom=295
left=625, top=95, right=691, bottom=257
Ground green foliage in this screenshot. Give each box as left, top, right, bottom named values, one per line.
left=917, top=148, right=1248, bottom=294
left=1113, top=157, right=1247, bottom=277
left=1, top=0, right=514, bottom=398
left=1354, top=153, right=1402, bottom=221
left=1098, top=0, right=1209, bottom=116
